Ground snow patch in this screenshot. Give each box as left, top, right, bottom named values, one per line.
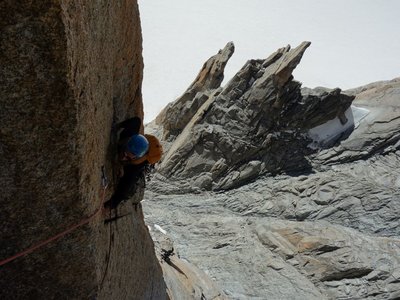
left=154, top=224, right=167, bottom=235
left=351, top=106, right=370, bottom=128
left=308, top=105, right=370, bottom=148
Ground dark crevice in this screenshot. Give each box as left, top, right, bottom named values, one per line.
left=321, top=268, right=373, bottom=282
left=313, top=245, right=342, bottom=255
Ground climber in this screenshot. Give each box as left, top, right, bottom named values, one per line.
left=161, top=248, right=174, bottom=264
left=104, top=117, right=163, bottom=209
left=112, top=116, right=163, bottom=166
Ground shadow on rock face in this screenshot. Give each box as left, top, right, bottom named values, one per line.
left=153, top=43, right=355, bottom=191
left=104, top=164, right=146, bottom=209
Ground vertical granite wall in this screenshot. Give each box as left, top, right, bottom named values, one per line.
left=0, top=1, right=166, bottom=298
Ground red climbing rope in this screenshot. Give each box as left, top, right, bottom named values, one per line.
left=0, top=186, right=108, bottom=267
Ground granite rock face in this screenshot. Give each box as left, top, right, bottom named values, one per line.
left=0, top=1, right=166, bottom=299
left=155, top=42, right=355, bottom=191
left=149, top=228, right=229, bottom=300
left=145, top=148, right=400, bottom=299
left=144, top=43, right=400, bottom=299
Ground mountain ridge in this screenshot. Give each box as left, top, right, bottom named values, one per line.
left=144, top=43, right=400, bottom=299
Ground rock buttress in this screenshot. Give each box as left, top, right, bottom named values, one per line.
left=0, top=1, right=166, bottom=299
left=156, top=42, right=355, bottom=190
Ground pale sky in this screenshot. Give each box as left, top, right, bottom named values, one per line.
left=138, top=0, right=400, bottom=122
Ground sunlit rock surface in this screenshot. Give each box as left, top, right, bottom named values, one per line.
left=0, top=1, right=166, bottom=299
left=144, top=43, right=400, bottom=299
left=154, top=42, right=358, bottom=191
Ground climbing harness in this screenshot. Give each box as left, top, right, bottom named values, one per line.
left=0, top=167, right=109, bottom=267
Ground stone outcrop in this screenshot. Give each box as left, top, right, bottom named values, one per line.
left=156, top=42, right=235, bottom=139
left=150, top=229, right=228, bottom=299
left=144, top=42, right=400, bottom=298
left=144, top=145, right=400, bottom=299
left=155, top=42, right=355, bottom=190
left=0, top=1, right=166, bottom=299
left=313, top=77, right=400, bottom=166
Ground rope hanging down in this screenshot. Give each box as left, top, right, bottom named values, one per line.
left=0, top=170, right=109, bottom=267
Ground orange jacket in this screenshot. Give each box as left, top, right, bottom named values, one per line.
left=128, top=134, right=163, bottom=165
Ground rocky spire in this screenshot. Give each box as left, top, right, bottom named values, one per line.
left=156, top=42, right=235, bottom=138
left=156, top=42, right=355, bottom=190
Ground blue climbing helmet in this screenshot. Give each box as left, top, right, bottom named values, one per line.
left=127, top=134, right=149, bottom=158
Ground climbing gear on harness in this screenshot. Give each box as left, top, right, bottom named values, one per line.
left=127, top=134, right=149, bottom=158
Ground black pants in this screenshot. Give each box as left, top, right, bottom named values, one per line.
left=105, top=163, right=146, bottom=209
